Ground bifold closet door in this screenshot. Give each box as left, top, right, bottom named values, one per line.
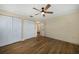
left=12, top=17, right=22, bottom=42
left=0, top=15, right=22, bottom=47
left=0, top=15, right=12, bottom=46
left=23, top=20, right=37, bottom=40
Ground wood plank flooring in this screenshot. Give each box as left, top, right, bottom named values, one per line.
left=0, top=35, right=79, bottom=54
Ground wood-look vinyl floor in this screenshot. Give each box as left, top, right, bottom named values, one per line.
left=0, top=36, right=79, bottom=54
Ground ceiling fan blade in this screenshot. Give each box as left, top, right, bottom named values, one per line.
left=45, top=4, right=51, bottom=10
left=35, top=13, right=40, bottom=15
left=33, top=8, right=41, bottom=12
left=45, top=11, right=53, bottom=14
left=30, top=16, right=33, bottom=17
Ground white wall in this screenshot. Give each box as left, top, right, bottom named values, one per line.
left=0, top=15, right=37, bottom=47
left=23, top=20, right=37, bottom=40
left=45, top=12, right=79, bottom=45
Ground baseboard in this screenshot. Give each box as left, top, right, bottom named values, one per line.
left=0, top=40, right=22, bottom=47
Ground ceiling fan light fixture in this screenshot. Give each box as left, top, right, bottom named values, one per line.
left=41, top=12, right=44, bottom=15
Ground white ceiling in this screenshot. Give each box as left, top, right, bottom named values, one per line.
left=0, top=4, right=79, bottom=20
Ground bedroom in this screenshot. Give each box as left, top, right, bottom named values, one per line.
left=0, top=4, right=79, bottom=54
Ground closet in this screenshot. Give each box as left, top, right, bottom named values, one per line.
left=0, top=15, right=37, bottom=47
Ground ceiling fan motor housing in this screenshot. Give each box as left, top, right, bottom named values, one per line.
left=42, top=7, right=45, bottom=12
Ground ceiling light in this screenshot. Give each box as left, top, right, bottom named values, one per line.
left=41, top=12, right=44, bottom=15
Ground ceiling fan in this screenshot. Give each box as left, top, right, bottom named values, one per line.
left=30, top=4, right=53, bottom=17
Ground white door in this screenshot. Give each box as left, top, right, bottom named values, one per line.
left=0, top=16, right=22, bottom=47
left=12, top=17, right=22, bottom=42
left=0, top=15, right=12, bottom=46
